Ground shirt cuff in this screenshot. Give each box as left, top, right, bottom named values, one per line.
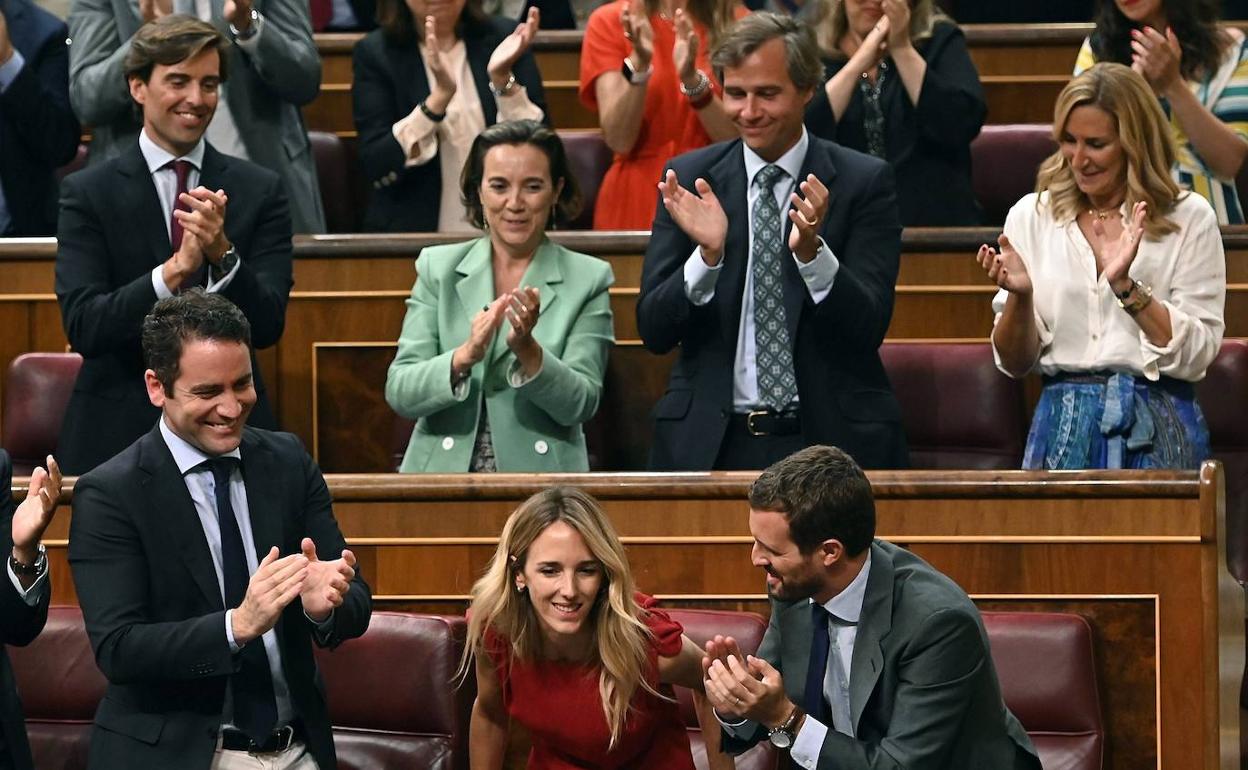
left=495, top=85, right=545, bottom=123
left=450, top=360, right=472, bottom=401
left=6, top=557, right=48, bottom=607
left=305, top=607, right=336, bottom=644
left=206, top=252, right=242, bottom=293
left=507, top=356, right=542, bottom=387
left=152, top=265, right=176, bottom=300
left=794, top=238, right=838, bottom=304
left=0, top=50, right=25, bottom=93
left=790, top=714, right=829, bottom=769
left=231, top=10, right=265, bottom=50
left=392, top=108, right=439, bottom=168
left=714, top=709, right=756, bottom=739
left=225, top=608, right=241, bottom=653
left=683, top=247, right=721, bottom=305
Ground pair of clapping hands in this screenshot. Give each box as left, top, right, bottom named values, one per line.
left=700, top=634, right=794, bottom=729
left=659, top=171, right=830, bottom=265
left=845, top=0, right=916, bottom=74
left=453, top=287, right=544, bottom=379
left=230, top=538, right=358, bottom=645
left=619, top=1, right=702, bottom=91
left=423, top=7, right=540, bottom=115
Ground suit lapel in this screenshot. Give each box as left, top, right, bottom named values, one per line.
left=464, top=28, right=498, bottom=125
left=396, top=41, right=432, bottom=117
left=198, top=143, right=228, bottom=193
left=119, top=144, right=177, bottom=267
left=780, top=600, right=815, bottom=706
left=787, top=140, right=840, bottom=339
left=138, top=425, right=223, bottom=610
left=707, top=143, right=749, bottom=349
left=454, top=238, right=500, bottom=362
left=239, top=430, right=285, bottom=559
left=489, top=239, right=563, bottom=367
left=849, top=542, right=891, bottom=731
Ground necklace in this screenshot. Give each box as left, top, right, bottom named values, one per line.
left=1088, top=204, right=1122, bottom=221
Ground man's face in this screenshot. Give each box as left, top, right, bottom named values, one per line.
left=129, top=47, right=220, bottom=157
left=720, top=37, right=814, bottom=163
left=146, top=338, right=256, bottom=456
left=749, top=508, right=827, bottom=602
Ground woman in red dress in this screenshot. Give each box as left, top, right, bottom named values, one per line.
left=463, top=486, right=734, bottom=768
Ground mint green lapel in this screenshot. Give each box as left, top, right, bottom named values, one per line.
left=488, top=238, right=563, bottom=368
left=453, top=237, right=499, bottom=363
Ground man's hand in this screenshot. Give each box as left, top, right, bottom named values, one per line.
left=138, top=0, right=172, bottom=23
left=704, top=652, right=794, bottom=729
left=788, top=174, right=829, bottom=262
left=0, top=10, right=13, bottom=67
left=232, top=547, right=308, bottom=645
left=658, top=170, right=728, bottom=265
left=11, top=456, right=62, bottom=566
left=224, top=0, right=255, bottom=32
left=297, top=537, right=356, bottom=622
left=174, top=188, right=230, bottom=264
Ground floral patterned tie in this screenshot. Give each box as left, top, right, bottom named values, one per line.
left=751, top=164, right=798, bottom=411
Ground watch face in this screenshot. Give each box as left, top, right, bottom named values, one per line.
left=768, top=730, right=793, bottom=749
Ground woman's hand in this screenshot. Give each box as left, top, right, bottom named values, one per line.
left=1131, top=25, right=1182, bottom=96
left=1092, top=201, right=1147, bottom=292
left=452, top=296, right=507, bottom=378
left=425, top=16, right=457, bottom=114
left=487, top=6, right=540, bottom=90
left=977, top=234, right=1033, bottom=296
left=881, top=0, right=911, bottom=52
left=505, top=286, right=543, bottom=376
left=672, top=8, right=699, bottom=85
left=620, top=0, right=654, bottom=71
left=850, top=15, right=890, bottom=73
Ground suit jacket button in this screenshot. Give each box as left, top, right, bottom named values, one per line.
left=534, top=440, right=549, bottom=455
left=442, top=436, right=454, bottom=450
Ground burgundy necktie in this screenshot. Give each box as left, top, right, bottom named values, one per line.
left=168, top=159, right=193, bottom=252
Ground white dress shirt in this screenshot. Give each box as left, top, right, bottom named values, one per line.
left=139, top=131, right=242, bottom=298
left=991, top=191, right=1225, bottom=382
left=681, top=128, right=841, bottom=410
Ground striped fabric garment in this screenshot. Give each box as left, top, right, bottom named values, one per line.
left=1075, top=29, right=1248, bottom=225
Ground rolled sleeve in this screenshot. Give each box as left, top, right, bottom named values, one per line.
left=392, top=108, right=440, bottom=167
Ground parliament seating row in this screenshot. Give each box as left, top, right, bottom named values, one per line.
left=7, top=606, right=1102, bottom=770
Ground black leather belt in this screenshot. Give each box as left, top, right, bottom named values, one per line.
left=731, top=409, right=801, bottom=437
left=220, top=723, right=300, bottom=754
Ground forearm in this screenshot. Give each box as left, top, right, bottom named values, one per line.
left=469, top=702, right=509, bottom=770
left=599, top=77, right=648, bottom=154
left=823, top=66, right=859, bottom=121
left=692, top=96, right=737, bottom=142
left=890, top=45, right=927, bottom=107
left=1164, top=82, right=1248, bottom=179
left=991, top=292, right=1041, bottom=377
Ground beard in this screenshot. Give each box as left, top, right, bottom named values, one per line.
left=765, top=568, right=823, bottom=602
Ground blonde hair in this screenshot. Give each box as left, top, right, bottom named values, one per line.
left=646, top=0, right=738, bottom=48
left=460, top=487, right=659, bottom=749
left=1035, top=62, right=1182, bottom=237
left=816, top=0, right=947, bottom=55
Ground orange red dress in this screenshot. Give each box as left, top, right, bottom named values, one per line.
left=579, top=2, right=733, bottom=230
left=483, top=593, right=695, bottom=769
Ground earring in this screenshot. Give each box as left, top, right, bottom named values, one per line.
left=516, top=584, right=527, bottom=594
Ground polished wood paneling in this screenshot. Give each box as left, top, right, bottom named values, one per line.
left=16, top=464, right=1240, bottom=769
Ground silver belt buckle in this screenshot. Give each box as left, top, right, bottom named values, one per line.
left=746, top=409, right=770, bottom=436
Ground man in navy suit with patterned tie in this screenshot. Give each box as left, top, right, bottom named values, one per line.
left=55, top=16, right=292, bottom=476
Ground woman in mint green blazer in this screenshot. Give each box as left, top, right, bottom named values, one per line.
left=386, top=121, right=615, bottom=472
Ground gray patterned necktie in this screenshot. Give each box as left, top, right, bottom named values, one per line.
left=751, top=164, right=798, bottom=411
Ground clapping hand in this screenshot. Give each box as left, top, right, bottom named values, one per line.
left=853, top=14, right=890, bottom=72
left=620, top=0, right=654, bottom=71
left=488, top=6, right=540, bottom=91
left=881, top=0, right=911, bottom=52
left=1091, top=200, right=1147, bottom=290
left=977, top=234, right=1033, bottom=295
left=453, top=295, right=508, bottom=377
left=1131, top=25, right=1182, bottom=96
left=174, top=188, right=230, bottom=265
left=11, top=456, right=62, bottom=566
left=298, top=537, right=357, bottom=622
left=658, top=169, right=728, bottom=265
left=672, top=8, right=698, bottom=84
left=425, top=16, right=457, bottom=114
left=788, top=174, right=829, bottom=263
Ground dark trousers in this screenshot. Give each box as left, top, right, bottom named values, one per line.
left=713, top=415, right=805, bottom=470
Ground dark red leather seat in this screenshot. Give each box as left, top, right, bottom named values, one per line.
left=1195, top=339, right=1248, bottom=583
left=983, top=611, right=1104, bottom=770
left=313, top=611, right=474, bottom=770
left=310, top=130, right=361, bottom=233
left=880, top=342, right=1027, bottom=469
left=557, top=130, right=613, bottom=230
left=3, top=352, right=83, bottom=476
left=8, top=606, right=106, bottom=770
left=970, top=124, right=1057, bottom=226
left=667, top=608, right=779, bottom=770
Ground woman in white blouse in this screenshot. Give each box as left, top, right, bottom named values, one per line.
left=978, top=62, right=1225, bottom=470
left=353, top=0, right=547, bottom=232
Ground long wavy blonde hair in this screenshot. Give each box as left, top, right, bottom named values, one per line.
left=1036, top=62, right=1182, bottom=238
left=460, top=487, right=660, bottom=749
left=814, top=0, right=948, bottom=55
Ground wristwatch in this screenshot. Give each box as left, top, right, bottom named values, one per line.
left=621, top=56, right=652, bottom=85
left=10, top=544, right=47, bottom=577
left=767, top=704, right=804, bottom=749
left=212, top=247, right=239, bottom=283
left=230, top=8, right=261, bottom=40
left=1116, top=279, right=1154, bottom=315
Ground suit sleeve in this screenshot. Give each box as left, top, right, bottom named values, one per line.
left=636, top=160, right=707, bottom=354
left=911, top=25, right=986, bottom=149
left=814, top=608, right=992, bottom=769
left=291, top=436, right=371, bottom=647
left=67, top=0, right=134, bottom=128
left=68, top=473, right=235, bottom=684
left=812, top=160, right=901, bottom=353
left=221, top=171, right=294, bottom=350
left=514, top=260, right=613, bottom=426
left=385, top=248, right=465, bottom=420
left=54, top=173, right=163, bottom=357
left=0, top=21, right=81, bottom=167
left=238, top=0, right=322, bottom=107
left=352, top=36, right=415, bottom=186
left=0, top=452, right=49, bottom=648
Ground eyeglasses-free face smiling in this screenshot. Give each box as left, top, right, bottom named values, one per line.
left=145, top=338, right=256, bottom=457
left=720, top=37, right=814, bottom=163
left=481, top=142, right=563, bottom=258
left=1060, top=104, right=1128, bottom=210
left=129, top=48, right=221, bottom=158
left=515, top=521, right=605, bottom=654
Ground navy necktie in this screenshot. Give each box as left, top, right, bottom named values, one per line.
left=202, top=457, right=278, bottom=742
left=803, top=602, right=830, bottom=724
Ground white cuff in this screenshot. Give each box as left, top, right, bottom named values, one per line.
left=794, top=238, right=838, bottom=304
left=789, top=714, right=829, bottom=769
left=206, top=252, right=242, bottom=293
left=507, top=356, right=542, bottom=387
left=6, top=558, right=48, bottom=607
left=392, top=108, right=439, bottom=168
left=225, top=608, right=241, bottom=653
left=152, top=265, right=176, bottom=300
left=683, top=247, right=721, bottom=305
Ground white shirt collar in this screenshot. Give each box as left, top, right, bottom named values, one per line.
left=139, top=129, right=207, bottom=176
left=816, top=549, right=872, bottom=623
left=158, top=416, right=242, bottom=475
left=742, top=127, right=809, bottom=190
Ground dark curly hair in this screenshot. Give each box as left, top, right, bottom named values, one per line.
left=1090, top=0, right=1230, bottom=82
left=459, top=119, right=583, bottom=230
